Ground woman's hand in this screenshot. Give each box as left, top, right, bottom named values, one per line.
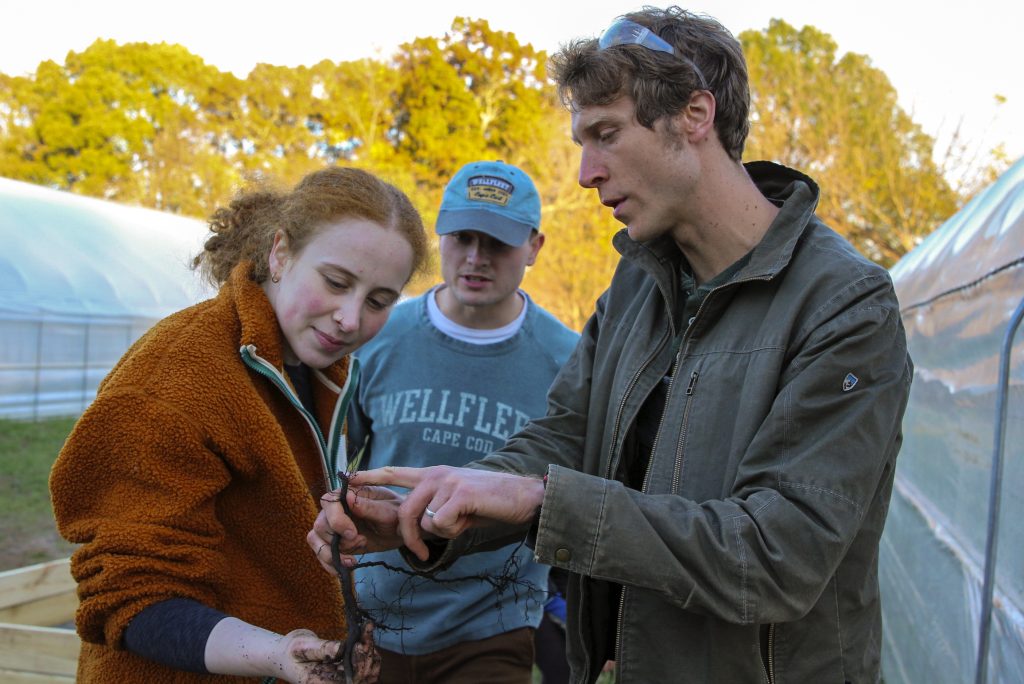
left=308, top=483, right=407, bottom=575
left=204, top=618, right=375, bottom=683
left=348, top=621, right=382, bottom=683
left=279, top=626, right=380, bottom=683
left=279, top=628, right=347, bottom=683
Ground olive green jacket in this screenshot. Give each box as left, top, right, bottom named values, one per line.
left=470, top=162, right=912, bottom=683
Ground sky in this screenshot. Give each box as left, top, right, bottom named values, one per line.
left=1, top=0, right=1021, bottom=173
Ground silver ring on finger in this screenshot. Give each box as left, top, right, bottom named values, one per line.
left=424, top=507, right=436, bottom=519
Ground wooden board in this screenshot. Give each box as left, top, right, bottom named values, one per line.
left=0, top=623, right=79, bottom=677
left=0, top=591, right=78, bottom=627
left=0, top=668, right=75, bottom=682
left=0, top=559, right=77, bottom=627
left=0, top=559, right=76, bottom=608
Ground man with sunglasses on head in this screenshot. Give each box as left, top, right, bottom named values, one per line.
left=312, top=6, right=912, bottom=682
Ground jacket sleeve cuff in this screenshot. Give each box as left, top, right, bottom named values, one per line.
left=532, top=464, right=611, bottom=575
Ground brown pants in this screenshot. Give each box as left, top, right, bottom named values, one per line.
left=377, top=627, right=535, bottom=684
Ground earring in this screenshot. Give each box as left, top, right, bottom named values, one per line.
left=271, top=273, right=281, bottom=283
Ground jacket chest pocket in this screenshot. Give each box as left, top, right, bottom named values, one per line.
left=653, top=346, right=783, bottom=499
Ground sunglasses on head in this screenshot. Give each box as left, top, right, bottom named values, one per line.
left=598, top=19, right=709, bottom=90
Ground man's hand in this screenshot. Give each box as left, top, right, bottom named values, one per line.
left=308, top=484, right=406, bottom=575
left=349, top=466, right=545, bottom=562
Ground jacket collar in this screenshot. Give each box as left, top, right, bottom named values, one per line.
left=740, top=161, right=820, bottom=281
left=613, top=161, right=821, bottom=286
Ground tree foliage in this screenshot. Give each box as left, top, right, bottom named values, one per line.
left=742, top=20, right=962, bottom=265
left=0, top=40, right=240, bottom=215
left=0, top=17, right=1010, bottom=326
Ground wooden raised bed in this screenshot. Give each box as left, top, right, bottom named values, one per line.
left=0, top=558, right=79, bottom=682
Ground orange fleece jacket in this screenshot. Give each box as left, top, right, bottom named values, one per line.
left=50, top=262, right=352, bottom=683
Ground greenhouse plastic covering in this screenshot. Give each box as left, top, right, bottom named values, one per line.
left=0, top=176, right=213, bottom=419
left=880, top=157, right=1024, bottom=683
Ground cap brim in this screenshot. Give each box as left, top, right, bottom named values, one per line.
left=436, top=209, right=535, bottom=246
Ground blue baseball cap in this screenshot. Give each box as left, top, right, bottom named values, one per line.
left=436, top=161, right=541, bottom=246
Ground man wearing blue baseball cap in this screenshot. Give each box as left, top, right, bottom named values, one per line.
left=345, top=160, right=578, bottom=683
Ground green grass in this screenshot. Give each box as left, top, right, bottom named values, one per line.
left=0, top=417, right=78, bottom=570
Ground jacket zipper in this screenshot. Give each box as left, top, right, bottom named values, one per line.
left=608, top=272, right=774, bottom=675
left=614, top=363, right=698, bottom=664
left=670, top=370, right=700, bottom=493
left=641, top=358, right=683, bottom=492
left=607, top=266, right=684, bottom=669
left=606, top=332, right=669, bottom=671
left=240, top=345, right=335, bottom=492
left=316, top=357, right=360, bottom=480
left=243, top=348, right=352, bottom=684
left=663, top=284, right=736, bottom=494
left=604, top=331, right=669, bottom=480
left=764, top=623, right=776, bottom=684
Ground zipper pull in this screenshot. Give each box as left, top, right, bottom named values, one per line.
left=685, top=371, right=699, bottom=396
